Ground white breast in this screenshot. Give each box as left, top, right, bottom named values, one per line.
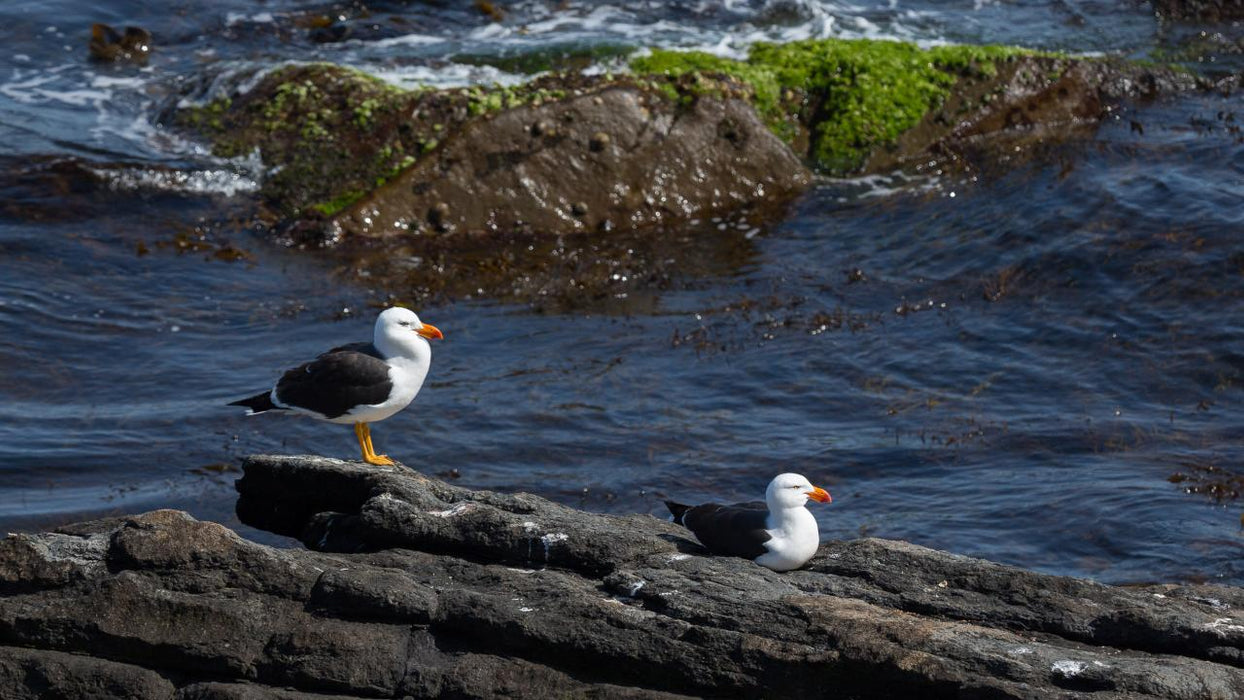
left=754, top=507, right=820, bottom=572
left=338, top=357, right=427, bottom=424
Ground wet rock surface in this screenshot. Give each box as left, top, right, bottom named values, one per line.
left=0, top=455, right=1242, bottom=698
left=175, top=66, right=809, bottom=238
left=866, top=55, right=1203, bottom=174
left=89, top=23, right=152, bottom=64
left=175, top=42, right=1206, bottom=244
left=332, top=85, right=808, bottom=240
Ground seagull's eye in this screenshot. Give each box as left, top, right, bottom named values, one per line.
left=398, top=321, right=411, bottom=327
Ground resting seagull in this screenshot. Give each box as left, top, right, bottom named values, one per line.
left=665, top=473, right=831, bottom=572
left=229, top=307, right=443, bottom=466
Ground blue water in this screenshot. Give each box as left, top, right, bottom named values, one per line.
left=1, top=0, right=1241, bottom=585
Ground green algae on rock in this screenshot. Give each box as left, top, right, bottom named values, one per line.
left=178, top=63, right=414, bottom=220
left=177, top=66, right=811, bottom=240
left=176, top=64, right=595, bottom=222
left=631, top=38, right=1204, bottom=176
left=175, top=40, right=1202, bottom=242
left=631, top=39, right=1039, bottom=173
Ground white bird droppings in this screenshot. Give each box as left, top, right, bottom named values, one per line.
left=1193, top=596, right=1229, bottom=610
left=1205, top=617, right=1244, bottom=634
left=1051, top=660, right=1086, bottom=677
left=539, top=532, right=568, bottom=562
left=426, top=502, right=471, bottom=518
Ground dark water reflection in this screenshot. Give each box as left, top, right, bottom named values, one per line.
left=1, top=0, right=1241, bottom=582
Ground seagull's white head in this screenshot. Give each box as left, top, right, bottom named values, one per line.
left=766, top=472, right=832, bottom=511
left=374, top=307, right=443, bottom=359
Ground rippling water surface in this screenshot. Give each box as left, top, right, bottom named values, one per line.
left=1, top=0, right=1241, bottom=584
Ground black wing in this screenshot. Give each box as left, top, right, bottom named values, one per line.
left=273, top=347, right=393, bottom=419
left=326, top=341, right=384, bottom=358
left=678, top=502, right=771, bottom=559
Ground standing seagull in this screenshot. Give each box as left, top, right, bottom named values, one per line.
left=665, top=473, right=831, bottom=572
left=229, top=307, right=443, bottom=466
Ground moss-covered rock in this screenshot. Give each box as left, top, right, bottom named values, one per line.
left=176, top=38, right=1201, bottom=238
left=634, top=40, right=1033, bottom=172
left=176, top=64, right=599, bottom=221
left=631, top=39, right=1194, bottom=175
left=177, top=66, right=809, bottom=239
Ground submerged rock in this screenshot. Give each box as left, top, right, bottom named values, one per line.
left=1, top=454, right=1242, bottom=698
left=89, top=24, right=152, bottom=64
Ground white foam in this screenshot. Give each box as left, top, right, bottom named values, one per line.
left=90, top=166, right=261, bottom=197
left=351, top=0, right=952, bottom=84
left=365, top=63, right=528, bottom=90
left=226, top=11, right=278, bottom=26
left=368, top=33, right=449, bottom=49
left=820, top=171, right=945, bottom=200
left=90, top=75, right=147, bottom=89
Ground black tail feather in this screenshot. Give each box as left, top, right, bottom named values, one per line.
left=664, top=501, right=692, bottom=526
left=229, top=391, right=279, bottom=414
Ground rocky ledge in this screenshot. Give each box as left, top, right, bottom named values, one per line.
left=1, top=455, right=1243, bottom=698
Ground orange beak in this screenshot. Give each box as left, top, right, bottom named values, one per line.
left=805, top=486, right=832, bottom=503
left=416, top=323, right=444, bottom=340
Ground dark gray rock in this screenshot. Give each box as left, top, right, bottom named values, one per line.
left=0, top=454, right=1241, bottom=698
left=0, top=645, right=174, bottom=700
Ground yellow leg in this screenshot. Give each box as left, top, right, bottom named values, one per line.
left=353, top=422, right=370, bottom=461
left=357, top=422, right=395, bottom=466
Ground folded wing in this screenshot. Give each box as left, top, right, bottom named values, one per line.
left=670, top=501, right=771, bottom=559
left=274, top=346, right=393, bottom=419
